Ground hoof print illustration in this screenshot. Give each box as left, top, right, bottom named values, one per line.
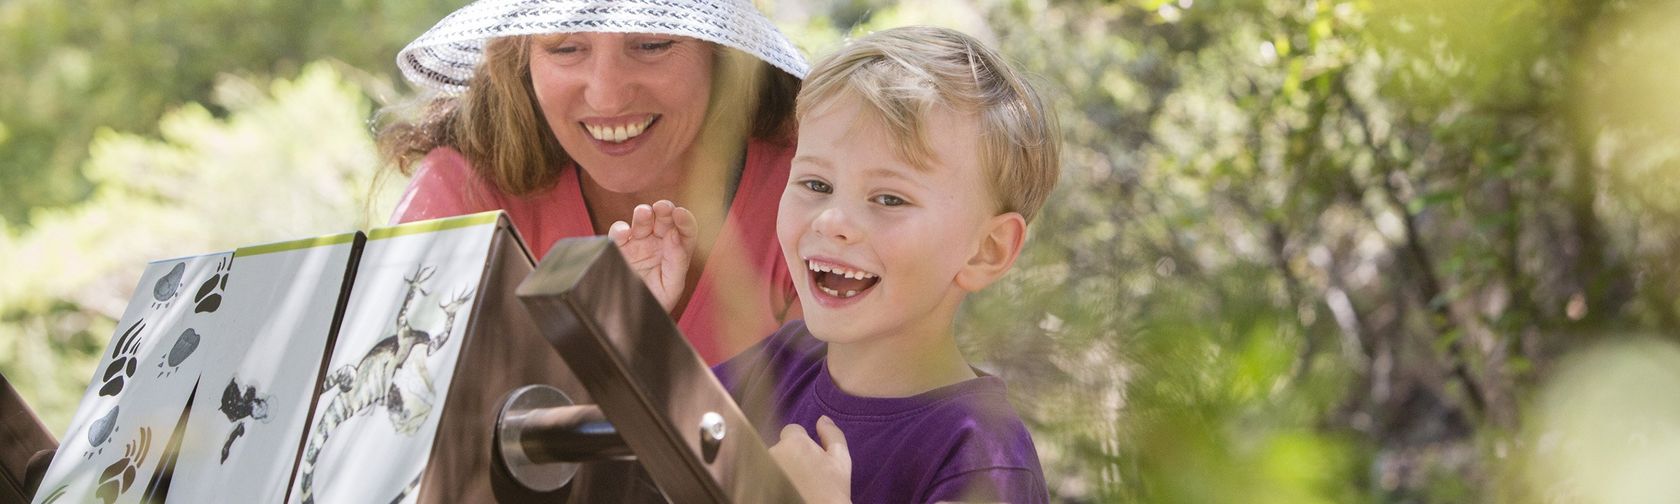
left=157, top=328, right=201, bottom=377
left=94, top=427, right=151, bottom=504
left=150, top=262, right=186, bottom=310
left=99, top=319, right=146, bottom=397
left=193, top=256, right=231, bottom=314
left=83, top=406, right=121, bottom=459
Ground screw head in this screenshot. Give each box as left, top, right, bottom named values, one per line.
left=699, top=412, right=726, bottom=463
left=700, top=412, right=726, bottom=442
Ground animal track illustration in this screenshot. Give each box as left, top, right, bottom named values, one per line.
left=217, top=377, right=272, bottom=463
left=94, top=427, right=151, bottom=504
left=193, top=256, right=231, bottom=314
left=83, top=406, right=120, bottom=459
left=99, top=319, right=145, bottom=397
left=297, top=265, right=473, bottom=504
left=156, top=328, right=201, bottom=377
left=150, top=262, right=186, bottom=310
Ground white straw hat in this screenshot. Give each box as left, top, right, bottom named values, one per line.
left=397, top=0, right=810, bottom=95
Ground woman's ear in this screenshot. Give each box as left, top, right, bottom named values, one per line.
left=956, top=212, right=1028, bottom=292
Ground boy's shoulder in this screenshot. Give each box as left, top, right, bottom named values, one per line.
left=808, top=371, right=1046, bottom=503
left=888, top=374, right=1046, bottom=502
left=712, top=322, right=1048, bottom=502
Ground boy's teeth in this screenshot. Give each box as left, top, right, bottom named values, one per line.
left=806, top=260, right=878, bottom=279
left=816, top=285, right=863, bottom=299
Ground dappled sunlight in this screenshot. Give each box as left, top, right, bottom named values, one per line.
left=7, top=0, right=1680, bottom=502
left=1, top=64, right=402, bottom=431
left=1501, top=339, right=1680, bottom=503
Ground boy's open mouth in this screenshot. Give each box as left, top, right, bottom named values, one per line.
left=806, top=259, right=880, bottom=299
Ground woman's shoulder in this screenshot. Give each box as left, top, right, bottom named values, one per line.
left=744, top=137, right=796, bottom=182
left=417, top=146, right=475, bottom=179
left=729, top=138, right=797, bottom=236
left=390, top=146, right=502, bottom=224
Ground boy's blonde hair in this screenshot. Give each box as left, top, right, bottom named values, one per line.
left=797, top=26, right=1061, bottom=223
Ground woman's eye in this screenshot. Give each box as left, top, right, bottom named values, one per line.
left=873, top=194, right=907, bottom=207
left=802, top=180, right=832, bottom=193
left=545, top=44, right=586, bottom=61
left=634, top=40, right=676, bottom=53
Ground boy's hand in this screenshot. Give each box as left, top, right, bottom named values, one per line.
left=606, top=200, right=697, bottom=314
left=769, top=415, right=851, bottom=504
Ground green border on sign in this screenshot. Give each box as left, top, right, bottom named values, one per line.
left=236, top=232, right=359, bottom=257
left=367, top=211, right=501, bottom=240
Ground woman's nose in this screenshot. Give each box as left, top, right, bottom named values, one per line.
left=584, top=52, right=635, bottom=113
left=812, top=206, right=861, bottom=244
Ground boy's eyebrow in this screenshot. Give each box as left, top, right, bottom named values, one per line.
left=793, top=154, right=931, bottom=187
left=862, top=166, right=929, bottom=188
left=791, top=154, right=833, bottom=169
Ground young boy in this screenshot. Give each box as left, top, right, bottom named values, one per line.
left=609, top=26, right=1060, bottom=503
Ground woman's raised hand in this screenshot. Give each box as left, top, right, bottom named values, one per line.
left=607, top=200, right=698, bottom=314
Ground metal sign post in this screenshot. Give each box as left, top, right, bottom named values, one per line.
left=511, top=237, right=802, bottom=503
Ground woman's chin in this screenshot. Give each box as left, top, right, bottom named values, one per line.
left=572, top=155, right=679, bottom=194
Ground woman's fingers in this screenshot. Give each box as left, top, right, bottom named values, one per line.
left=673, top=206, right=698, bottom=243
left=653, top=200, right=676, bottom=239
left=630, top=203, right=655, bottom=239
left=607, top=220, right=631, bottom=246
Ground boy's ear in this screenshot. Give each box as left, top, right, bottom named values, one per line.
left=956, top=212, right=1028, bottom=292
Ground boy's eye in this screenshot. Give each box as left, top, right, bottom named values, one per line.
left=872, top=194, right=908, bottom=207
left=801, top=180, right=832, bottom=193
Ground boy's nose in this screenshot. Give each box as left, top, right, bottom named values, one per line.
left=812, top=207, right=860, bottom=244
left=583, top=53, right=636, bottom=113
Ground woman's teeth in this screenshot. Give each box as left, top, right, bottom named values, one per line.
left=585, top=116, right=655, bottom=143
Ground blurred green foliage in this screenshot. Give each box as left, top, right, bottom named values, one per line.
left=7, top=0, right=1680, bottom=502
left=0, top=0, right=458, bottom=224
left=1, top=63, right=402, bottom=430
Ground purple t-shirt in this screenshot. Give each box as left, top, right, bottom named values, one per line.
left=713, top=321, right=1048, bottom=503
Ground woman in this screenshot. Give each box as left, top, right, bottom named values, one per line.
left=381, top=0, right=807, bottom=364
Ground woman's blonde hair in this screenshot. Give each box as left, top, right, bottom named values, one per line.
left=796, top=26, right=1061, bottom=223
left=378, top=36, right=801, bottom=196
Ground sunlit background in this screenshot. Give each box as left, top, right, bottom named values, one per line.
left=5, top=0, right=1680, bottom=502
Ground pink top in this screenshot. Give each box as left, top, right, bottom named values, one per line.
left=389, top=140, right=801, bottom=364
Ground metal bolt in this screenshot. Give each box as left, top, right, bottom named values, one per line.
left=699, top=412, right=726, bottom=463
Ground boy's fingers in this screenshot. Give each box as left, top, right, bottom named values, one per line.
left=815, top=416, right=851, bottom=470
left=815, top=416, right=847, bottom=451
left=778, top=423, right=811, bottom=445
